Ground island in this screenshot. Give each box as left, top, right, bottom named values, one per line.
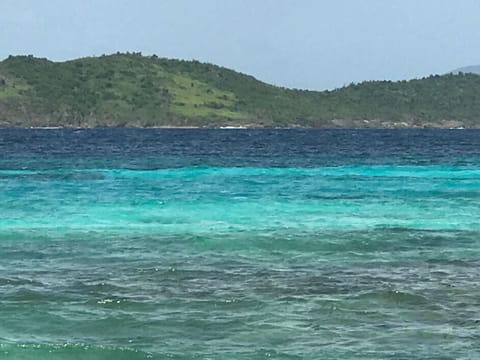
left=1, top=52, right=479, bottom=128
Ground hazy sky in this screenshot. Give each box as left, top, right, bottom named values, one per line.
left=1, top=0, right=479, bottom=89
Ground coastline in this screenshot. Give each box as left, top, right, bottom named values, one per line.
left=11, top=123, right=474, bottom=130
left=0, top=117, right=474, bottom=130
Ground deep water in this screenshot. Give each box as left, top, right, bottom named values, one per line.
left=0, top=128, right=479, bottom=359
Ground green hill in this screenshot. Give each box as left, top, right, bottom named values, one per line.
left=1, top=53, right=480, bottom=127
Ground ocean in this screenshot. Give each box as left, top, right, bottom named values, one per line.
left=0, top=128, right=479, bottom=359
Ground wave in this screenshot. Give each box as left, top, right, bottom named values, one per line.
left=0, top=343, right=152, bottom=360
left=1, top=164, right=480, bottom=179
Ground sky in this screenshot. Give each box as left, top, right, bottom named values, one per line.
left=1, top=0, right=480, bottom=90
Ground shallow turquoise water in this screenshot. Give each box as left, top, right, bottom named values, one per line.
left=1, top=129, right=479, bottom=359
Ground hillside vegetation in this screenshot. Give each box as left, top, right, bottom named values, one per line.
left=1, top=53, right=480, bottom=127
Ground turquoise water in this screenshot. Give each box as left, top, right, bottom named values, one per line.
left=1, top=129, right=480, bottom=359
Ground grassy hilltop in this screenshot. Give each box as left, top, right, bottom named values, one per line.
left=1, top=53, right=480, bottom=127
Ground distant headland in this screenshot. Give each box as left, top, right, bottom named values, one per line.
left=1, top=53, right=479, bottom=128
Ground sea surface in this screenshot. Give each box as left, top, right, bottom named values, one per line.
left=0, top=128, right=479, bottom=359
